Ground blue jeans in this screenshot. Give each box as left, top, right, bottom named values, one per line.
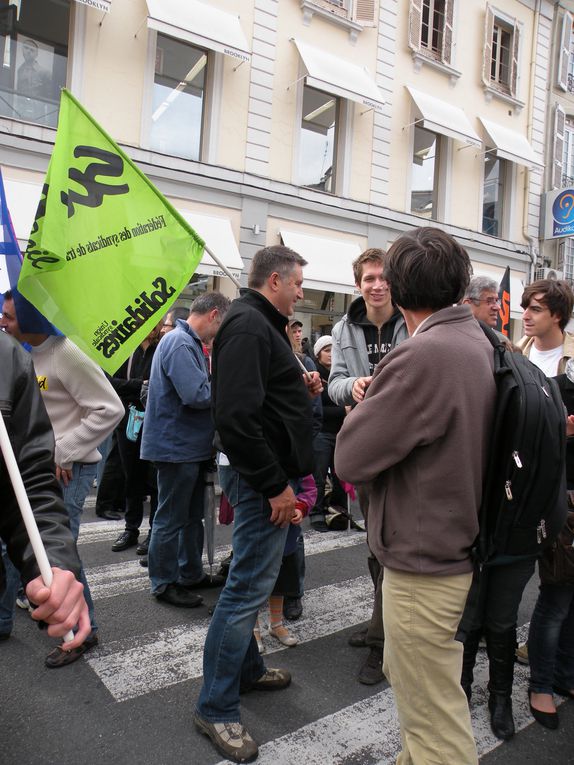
left=148, top=461, right=205, bottom=595
left=196, top=466, right=289, bottom=722
left=0, top=462, right=97, bottom=636
left=528, top=582, right=574, bottom=694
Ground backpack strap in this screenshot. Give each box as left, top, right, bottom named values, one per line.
left=478, top=320, right=507, bottom=351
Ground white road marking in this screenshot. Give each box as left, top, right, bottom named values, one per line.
left=85, top=575, right=373, bottom=701
left=213, top=625, right=562, bottom=765
left=85, top=529, right=367, bottom=601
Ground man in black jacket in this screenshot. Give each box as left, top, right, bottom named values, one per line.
left=0, top=331, right=90, bottom=647
left=195, top=245, right=321, bottom=763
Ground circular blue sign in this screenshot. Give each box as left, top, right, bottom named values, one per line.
left=552, top=189, right=574, bottom=225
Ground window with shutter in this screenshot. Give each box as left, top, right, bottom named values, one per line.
left=509, top=21, right=520, bottom=98
left=354, top=0, right=376, bottom=25
left=408, top=0, right=424, bottom=53
left=441, top=0, right=453, bottom=65
left=482, top=5, right=495, bottom=86
left=558, top=12, right=573, bottom=91
left=554, top=104, right=566, bottom=190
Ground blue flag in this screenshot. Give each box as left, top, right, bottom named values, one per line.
left=0, top=168, right=23, bottom=300
left=0, top=168, right=60, bottom=335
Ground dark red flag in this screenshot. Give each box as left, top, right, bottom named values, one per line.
left=496, top=266, right=510, bottom=337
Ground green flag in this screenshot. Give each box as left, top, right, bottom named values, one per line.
left=17, top=89, right=204, bottom=373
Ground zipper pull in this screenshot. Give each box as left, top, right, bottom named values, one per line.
left=512, top=451, right=522, bottom=468
left=505, top=481, right=513, bottom=500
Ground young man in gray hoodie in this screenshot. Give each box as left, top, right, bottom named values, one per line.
left=328, top=248, right=408, bottom=685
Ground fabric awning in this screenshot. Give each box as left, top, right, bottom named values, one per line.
left=479, top=117, right=543, bottom=170
left=293, top=38, right=384, bottom=112
left=75, top=0, right=111, bottom=12
left=177, top=209, right=244, bottom=281
left=146, top=0, right=250, bottom=62
left=280, top=229, right=361, bottom=294
left=407, top=86, right=481, bottom=147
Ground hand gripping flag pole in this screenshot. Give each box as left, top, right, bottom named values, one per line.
left=0, top=411, right=74, bottom=643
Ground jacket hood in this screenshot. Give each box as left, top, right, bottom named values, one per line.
left=347, top=295, right=401, bottom=327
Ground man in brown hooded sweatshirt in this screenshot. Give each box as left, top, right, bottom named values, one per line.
left=335, top=227, right=496, bottom=765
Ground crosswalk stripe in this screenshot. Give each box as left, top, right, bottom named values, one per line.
left=85, top=575, right=373, bottom=702
left=86, top=528, right=368, bottom=601
left=212, top=625, right=560, bottom=765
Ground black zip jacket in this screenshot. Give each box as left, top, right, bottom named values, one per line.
left=212, top=288, right=314, bottom=498
left=0, top=333, right=81, bottom=591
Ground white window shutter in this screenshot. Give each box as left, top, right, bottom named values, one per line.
left=554, top=104, right=566, bottom=189
left=441, top=0, right=454, bottom=65
left=408, top=0, right=423, bottom=53
left=482, top=5, right=495, bottom=86
left=510, top=21, right=520, bottom=97
left=354, top=0, right=376, bottom=25
left=558, top=11, right=573, bottom=92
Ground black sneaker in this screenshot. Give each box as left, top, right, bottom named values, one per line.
left=348, top=627, right=368, bottom=648
left=136, top=533, right=150, bottom=555
left=194, top=714, right=258, bottom=763
left=283, top=597, right=302, bottom=621
left=111, top=530, right=139, bottom=552
left=155, top=584, right=203, bottom=608
left=357, top=645, right=385, bottom=685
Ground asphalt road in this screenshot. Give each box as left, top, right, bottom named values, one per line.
left=1, top=497, right=573, bottom=765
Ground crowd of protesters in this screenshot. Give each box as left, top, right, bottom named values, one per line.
left=1, top=228, right=574, bottom=764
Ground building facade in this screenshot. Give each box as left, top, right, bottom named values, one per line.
left=0, top=0, right=556, bottom=341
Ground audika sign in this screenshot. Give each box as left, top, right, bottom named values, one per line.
left=543, top=187, right=574, bottom=239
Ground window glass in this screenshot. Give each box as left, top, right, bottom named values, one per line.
left=150, top=34, right=206, bottom=160
left=0, top=0, right=69, bottom=127
left=491, top=22, right=512, bottom=90
left=299, top=85, right=337, bottom=192
left=482, top=154, right=504, bottom=236
left=421, top=0, right=445, bottom=55
left=411, top=125, right=439, bottom=218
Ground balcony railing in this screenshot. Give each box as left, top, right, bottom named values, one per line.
left=568, top=71, right=574, bottom=94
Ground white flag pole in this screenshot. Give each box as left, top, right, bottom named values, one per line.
left=203, top=243, right=241, bottom=289
left=0, top=413, right=74, bottom=643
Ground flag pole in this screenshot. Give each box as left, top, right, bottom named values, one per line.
left=0, top=413, right=74, bottom=643
left=203, top=243, right=241, bottom=290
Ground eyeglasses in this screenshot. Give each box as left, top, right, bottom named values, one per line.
left=472, top=297, right=501, bottom=306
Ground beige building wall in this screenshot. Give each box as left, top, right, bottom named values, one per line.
left=387, top=0, right=539, bottom=245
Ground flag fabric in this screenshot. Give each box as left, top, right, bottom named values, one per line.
left=496, top=266, right=511, bottom=338
left=0, top=168, right=23, bottom=298
left=17, top=89, right=205, bottom=373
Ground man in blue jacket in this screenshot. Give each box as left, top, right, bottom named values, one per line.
left=195, top=245, right=322, bottom=763
left=141, top=292, right=230, bottom=608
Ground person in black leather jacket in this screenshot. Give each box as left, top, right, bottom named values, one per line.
left=0, top=331, right=89, bottom=648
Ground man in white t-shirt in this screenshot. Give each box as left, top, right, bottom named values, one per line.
left=519, top=279, right=574, bottom=376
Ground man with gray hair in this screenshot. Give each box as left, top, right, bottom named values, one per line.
left=462, top=275, right=502, bottom=329
left=195, top=245, right=321, bottom=763
left=141, top=292, right=231, bottom=608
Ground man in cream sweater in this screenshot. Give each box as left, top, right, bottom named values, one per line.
left=0, top=289, right=123, bottom=667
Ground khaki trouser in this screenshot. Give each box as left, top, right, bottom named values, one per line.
left=382, top=568, right=478, bottom=765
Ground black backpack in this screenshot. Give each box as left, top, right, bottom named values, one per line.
left=476, top=323, right=568, bottom=564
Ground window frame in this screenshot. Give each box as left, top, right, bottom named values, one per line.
left=408, top=123, right=449, bottom=222
left=480, top=152, right=514, bottom=239
left=294, top=79, right=351, bottom=196
left=0, top=0, right=81, bottom=132
left=482, top=5, right=522, bottom=106
left=140, top=28, right=221, bottom=164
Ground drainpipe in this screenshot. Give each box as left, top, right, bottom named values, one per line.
left=522, top=0, right=543, bottom=282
